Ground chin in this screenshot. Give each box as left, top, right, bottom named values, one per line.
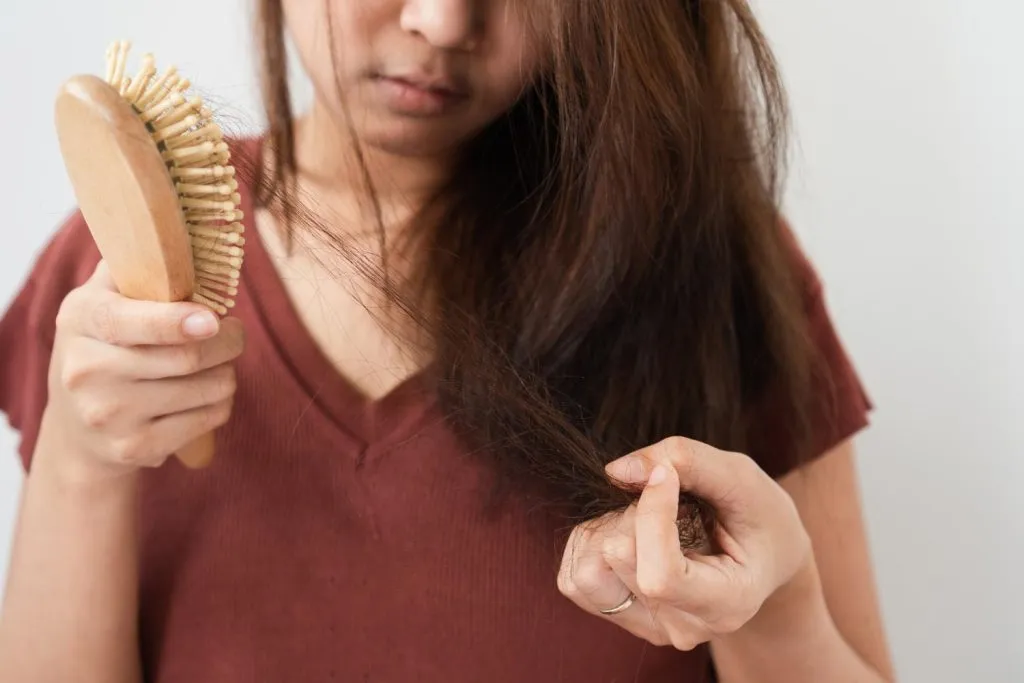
left=356, top=118, right=479, bottom=159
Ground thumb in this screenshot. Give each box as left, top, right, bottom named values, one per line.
left=607, top=437, right=756, bottom=517
left=78, top=259, right=221, bottom=344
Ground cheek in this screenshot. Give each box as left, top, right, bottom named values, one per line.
left=283, top=0, right=379, bottom=102
left=282, top=0, right=332, bottom=87
left=478, top=16, right=547, bottom=116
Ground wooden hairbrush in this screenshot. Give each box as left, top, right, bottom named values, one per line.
left=53, top=41, right=245, bottom=469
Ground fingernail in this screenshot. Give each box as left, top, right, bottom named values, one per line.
left=606, top=456, right=646, bottom=483
left=183, top=311, right=218, bottom=338
left=648, top=464, right=668, bottom=486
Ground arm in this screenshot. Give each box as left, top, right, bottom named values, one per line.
left=0, top=262, right=243, bottom=683
left=710, top=439, right=897, bottom=682
left=0, top=422, right=142, bottom=683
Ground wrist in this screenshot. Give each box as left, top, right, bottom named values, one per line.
left=712, top=557, right=889, bottom=683
left=730, top=556, right=834, bottom=647
left=767, top=555, right=828, bottom=622
left=33, top=410, right=140, bottom=497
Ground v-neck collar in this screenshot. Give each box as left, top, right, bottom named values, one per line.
left=234, top=137, right=437, bottom=451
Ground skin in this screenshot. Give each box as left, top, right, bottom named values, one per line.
left=559, top=438, right=897, bottom=682
left=0, top=264, right=244, bottom=682
left=0, top=1, right=896, bottom=681
left=281, top=0, right=544, bottom=216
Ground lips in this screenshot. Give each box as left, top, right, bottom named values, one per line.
left=384, top=74, right=465, bottom=98
left=371, top=72, right=469, bottom=116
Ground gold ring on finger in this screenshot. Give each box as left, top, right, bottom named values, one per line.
left=599, top=592, right=636, bottom=616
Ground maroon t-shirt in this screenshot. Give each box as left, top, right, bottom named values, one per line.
left=0, top=138, right=871, bottom=682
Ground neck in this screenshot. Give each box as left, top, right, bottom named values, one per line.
left=290, top=97, right=455, bottom=237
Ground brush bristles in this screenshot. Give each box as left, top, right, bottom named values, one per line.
left=104, top=41, right=244, bottom=315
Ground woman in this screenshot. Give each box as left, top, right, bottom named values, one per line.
left=0, top=1, right=896, bottom=681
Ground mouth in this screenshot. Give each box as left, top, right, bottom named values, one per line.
left=370, top=72, right=470, bottom=116
left=384, top=73, right=467, bottom=97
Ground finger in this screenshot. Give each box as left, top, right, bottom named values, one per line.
left=86, top=260, right=117, bottom=291
left=568, top=512, right=697, bottom=647
left=135, top=363, right=238, bottom=417
left=65, top=318, right=245, bottom=381
left=100, top=396, right=233, bottom=469
left=600, top=507, right=644, bottom=609
left=601, top=506, right=638, bottom=578
left=144, top=398, right=234, bottom=466
left=152, top=397, right=233, bottom=449
left=73, top=292, right=221, bottom=347
left=603, top=525, right=714, bottom=654
left=635, top=463, right=730, bottom=616
left=607, top=436, right=757, bottom=515
left=559, top=514, right=715, bottom=650
left=126, top=317, right=245, bottom=379
left=559, top=521, right=635, bottom=615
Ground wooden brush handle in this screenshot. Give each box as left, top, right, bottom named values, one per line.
left=177, top=431, right=216, bottom=469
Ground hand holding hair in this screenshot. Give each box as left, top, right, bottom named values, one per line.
left=557, top=436, right=820, bottom=651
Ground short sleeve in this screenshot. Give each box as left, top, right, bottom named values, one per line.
left=0, top=211, right=101, bottom=471
left=745, top=227, right=873, bottom=480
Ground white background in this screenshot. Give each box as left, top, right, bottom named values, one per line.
left=1, top=1, right=1021, bottom=680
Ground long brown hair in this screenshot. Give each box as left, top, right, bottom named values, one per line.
left=250, top=0, right=821, bottom=543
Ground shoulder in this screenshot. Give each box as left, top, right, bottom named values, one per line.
left=4, top=207, right=98, bottom=336
left=747, top=220, right=873, bottom=479
left=774, top=218, right=825, bottom=312
left=4, top=209, right=100, bottom=358
left=7, top=211, right=100, bottom=339
left=0, top=211, right=100, bottom=469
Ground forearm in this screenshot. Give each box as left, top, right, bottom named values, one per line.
left=0, top=429, right=142, bottom=683
left=710, top=561, right=892, bottom=683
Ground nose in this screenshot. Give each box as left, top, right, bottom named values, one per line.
left=400, top=0, right=480, bottom=50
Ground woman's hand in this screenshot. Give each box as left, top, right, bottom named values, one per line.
left=37, top=260, right=245, bottom=485
left=557, top=436, right=817, bottom=651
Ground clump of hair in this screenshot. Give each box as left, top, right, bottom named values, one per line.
left=246, top=0, right=822, bottom=548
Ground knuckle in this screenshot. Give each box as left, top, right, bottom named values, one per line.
left=668, top=632, right=703, bottom=652
left=602, top=535, right=635, bottom=566
left=157, top=310, right=191, bottom=344
left=208, top=399, right=234, bottom=429
left=646, top=631, right=673, bottom=648
left=636, top=570, right=673, bottom=601
left=175, top=344, right=205, bottom=374
left=659, top=436, right=695, bottom=472
left=79, top=397, right=119, bottom=429
left=109, top=435, right=147, bottom=466
left=222, top=366, right=238, bottom=394
left=652, top=436, right=684, bottom=464
left=59, top=356, right=96, bottom=391
left=732, top=452, right=767, bottom=490
left=730, top=449, right=759, bottom=474
left=661, top=435, right=689, bottom=454
left=556, top=569, right=573, bottom=597
left=89, top=300, right=121, bottom=344
left=54, top=290, right=83, bottom=333
left=209, top=365, right=238, bottom=401
left=191, top=366, right=231, bottom=407
left=568, top=557, right=604, bottom=593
